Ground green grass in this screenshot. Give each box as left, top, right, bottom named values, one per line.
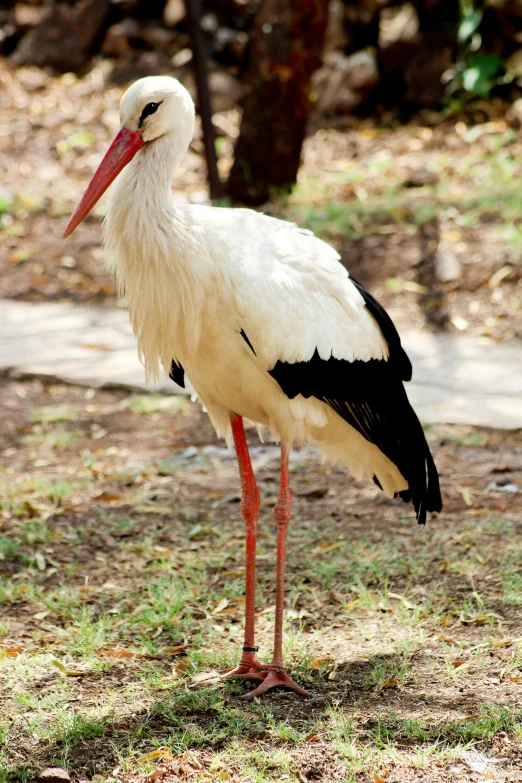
left=279, top=137, right=522, bottom=258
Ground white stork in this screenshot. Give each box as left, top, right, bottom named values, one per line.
left=64, top=76, right=442, bottom=698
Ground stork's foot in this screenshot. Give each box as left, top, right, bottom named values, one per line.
left=221, top=658, right=268, bottom=681
left=242, top=667, right=312, bottom=698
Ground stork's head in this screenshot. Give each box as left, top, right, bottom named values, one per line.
left=63, top=76, right=195, bottom=238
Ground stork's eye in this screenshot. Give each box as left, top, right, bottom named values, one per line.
left=139, top=101, right=162, bottom=127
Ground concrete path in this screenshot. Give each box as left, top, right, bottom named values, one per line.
left=1, top=299, right=520, bottom=429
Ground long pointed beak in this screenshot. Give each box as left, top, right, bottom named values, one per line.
left=63, top=127, right=144, bottom=239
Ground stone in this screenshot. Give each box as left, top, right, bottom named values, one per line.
left=404, top=168, right=440, bottom=187
left=36, top=769, right=71, bottom=783
left=435, top=250, right=461, bottom=282
left=1, top=299, right=521, bottom=429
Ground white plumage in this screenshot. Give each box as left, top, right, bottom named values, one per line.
left=64, top=75, right=441, bottom=698
left=101, top=77, right=404, bottom=497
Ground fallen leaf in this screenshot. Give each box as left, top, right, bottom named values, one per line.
left=174, top=659, right=191, bottom=676
left=457, top=486, right=475, bottom=506
left=439, top=634, right=457, bottom=644
left=163, top=645, right=186, bottom=655
left=191, top=670, right=221, bottom=686
left=212, top=598, right=229, bottom=614
left=345, top=599, right=359, bottom=610
left=143, top=768, right=168, bottom=781
left=138, top=748, right=173, bottom=763
left=51, top=659, right=84, bottom=676
left=488, top=265, right=512, bottom=288
left=451, top=660, right=470, bottom=671
left=312, top=657, right=336, bottom=669
left=92, top=492, right=124, bottom=502
left=310, top=541, right=343, bottom=556
left=100, top=649, right=135, bottom=659
left=382, top=677, right=398, bottom=688
left=33, top=610, right=50, bottom=621
left=388, top=592, right=415, bottom=609
left=2, top=646, right=23, bottom=658
left=374, top=774, right=387, bottom=783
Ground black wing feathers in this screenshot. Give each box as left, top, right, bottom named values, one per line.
left=169, top=360, right=185, bottom=388
left=269, top=276, right=442, bottom=525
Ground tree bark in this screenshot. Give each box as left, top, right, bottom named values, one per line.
left=226, top=0, right=327, bottom=205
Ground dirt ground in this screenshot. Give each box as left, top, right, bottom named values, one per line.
left=1, top=58, right=522, bottom=342
left=1, top=378, right=521, bottom=782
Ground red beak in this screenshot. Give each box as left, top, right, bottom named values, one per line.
left=63, top=127, right=144, bottom=239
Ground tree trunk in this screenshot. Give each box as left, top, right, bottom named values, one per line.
left=226, top=0, right=327, bottom=205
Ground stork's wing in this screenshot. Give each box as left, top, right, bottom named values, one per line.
left=230, top=217, right=441, bottom=523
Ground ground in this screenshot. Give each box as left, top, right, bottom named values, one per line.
left=1, top=60, right=522, bottom=341
left=1, top=378, right=521, bottom=782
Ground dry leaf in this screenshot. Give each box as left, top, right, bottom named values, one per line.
left=382, top=677, right=398, bottom=688
left=374, top=774, right=387, bottom=783
left=482, top=774, right=495, bottom=780
left=101, top=649, right=135, bottom=659
left=457, top=486, right=475, bottom=506
left=174, top=659, right=191, bottom=676
left=439, top=634, right=457, bottom=644
left=488, top=265, right=512, bottom=288
left=138, top=748, right=173, bottom=763
left=92, top=492, right=124, bottom=502
left=451, top=660, right=469, bottom=670
left=143, top=768, right=168, bottom=781
left=163, top=645, right=186, bottom=655
left=3, top=646, right=23, bottom=658
left=345, top=599, right=359, bottom=610
left=191, top=670, right=221, bottom=686
left=388, top=592, right=415, bottom=609
left=212, top=598, right=229, bottom=614
left=312, top=657, right=336, bottom=669
left=310, top=541, right=343, bottom=556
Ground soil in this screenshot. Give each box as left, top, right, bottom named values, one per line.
left=1, top=377, right=521, bottom=781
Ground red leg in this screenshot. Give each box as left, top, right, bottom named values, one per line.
left=245, top=444, right=311, bottom=698
left=221, top=413, right=267, bottom=679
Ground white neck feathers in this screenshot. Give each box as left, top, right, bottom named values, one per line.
left=103, top=132, right=209, bottom=381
